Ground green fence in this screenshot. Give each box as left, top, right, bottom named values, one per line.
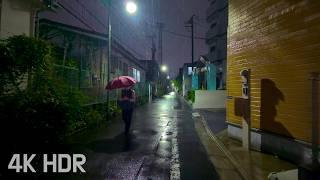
left=53, top=64, right=150, bottom=105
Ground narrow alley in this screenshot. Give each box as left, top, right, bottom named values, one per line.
left=57, top=92, right=220, bottom=180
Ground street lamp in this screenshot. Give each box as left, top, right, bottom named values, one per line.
left=161, top=65, right=168, bottom=72
left=106, top=0, right=138, bottom=121
left=126, top=1, right=137, bottom=14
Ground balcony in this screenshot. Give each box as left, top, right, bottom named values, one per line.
left=206, top=0, right=227, bottom=23
left=206, top=24, right=226, bottom=40
left=206, top=27, right=218, bottom=40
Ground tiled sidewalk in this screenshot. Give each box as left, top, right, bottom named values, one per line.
left=216, top=129, right=296, bottom=180
left=195, top=108, right=297, bottom=180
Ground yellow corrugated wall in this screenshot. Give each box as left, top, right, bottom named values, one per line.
left=227, top=0, right=320, bottom=143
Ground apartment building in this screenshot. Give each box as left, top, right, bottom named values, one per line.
left=206, top=0, right=228, bottom=89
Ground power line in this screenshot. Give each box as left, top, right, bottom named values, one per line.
left=57, top=1, right=219, bottom=61
left=163, top=29, right=207, bottom=40
left=164, top=28, right=227, bottom=41
left=186, top=15, right=195, bottom=68
left=194, top=22, right=209, bottom=29
left=57, top=1, right=146, bottom=59
left=143, top=21, right=207, bottom=40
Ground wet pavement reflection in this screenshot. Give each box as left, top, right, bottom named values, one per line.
left=88, top=133, right=139, bottom=154
left=43, top=92, right=220, bottom=180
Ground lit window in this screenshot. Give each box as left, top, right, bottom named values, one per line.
left=137, top=70, right=140, bottom=82
left=188, top=67, right=193, bottom=75
left=133, top=68, right=137, bottom=80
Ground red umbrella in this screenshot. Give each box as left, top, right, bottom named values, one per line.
left=105, top=76, right=137, bottom=90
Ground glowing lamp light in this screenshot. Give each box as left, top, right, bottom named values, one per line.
left=161, top=65, right=168, bottom=72
left=126, top=1, right=137, bottom=14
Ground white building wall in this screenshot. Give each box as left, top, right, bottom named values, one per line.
left=0, top=0, right=34, bottom=38
left=193, top=90, right=226, bottom=109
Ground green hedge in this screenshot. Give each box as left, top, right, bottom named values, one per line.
left=0, top=35, right=147, bottom=150
left=0, top=36, right=109, bottom=148
left=187, top=90, right=195, bottom=103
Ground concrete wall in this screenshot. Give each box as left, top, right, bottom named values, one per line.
left=193, top=90, right=226, bottom=109
left=228, top=124, right=320, bottom=166
left=227, top=0, right=320, bottom=144
left=0, top=0, right=34, bottom=38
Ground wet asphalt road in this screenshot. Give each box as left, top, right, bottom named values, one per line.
left=53, top=92, right=219, bottom=180
left=196, top=109, right=227, bottom=134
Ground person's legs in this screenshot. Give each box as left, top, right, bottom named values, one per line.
left=122, top=110, right=129, bottom=134
left=125, top=109, right=133, bottom=135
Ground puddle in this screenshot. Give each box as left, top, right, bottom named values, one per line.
left=133, top=129, right=158, bottom=136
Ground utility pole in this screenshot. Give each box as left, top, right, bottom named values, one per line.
left=148, top=34, right=157, bottom=61
left=157, top=23, right=164, bottom=65
left=185, top=15, right=195, bottom=69
left=106, top=0, right=112, bottom=121
left=152, top=36, right=156, bottom=61
left=310, top=72, right=319, bottom=165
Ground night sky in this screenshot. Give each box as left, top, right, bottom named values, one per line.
left=40, top=0, right=209, bottom=76
left=112, top=0, right=209, bottom=76
left=159, top=0, right=209, bottom=77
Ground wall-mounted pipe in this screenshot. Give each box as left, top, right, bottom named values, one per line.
left=310, top=72, right=319, bottom=165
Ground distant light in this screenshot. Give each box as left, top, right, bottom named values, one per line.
left=167, top=75, right=170, bottom=79
left=126, top=1, right=137, bottom=14
left=161, top=65, right=168, bottom=72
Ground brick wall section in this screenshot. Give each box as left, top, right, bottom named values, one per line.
left=227, top=0, right=320, bottom=143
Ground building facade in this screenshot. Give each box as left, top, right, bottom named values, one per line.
left=206, top=0, right=228, bottom=89
left=0, top=0, right=42, bottom=38
left=140, top=60, right=160, bottom=98
left=38, top=0, right=147, bottom=103
left=227, top=0, right=320, bottom=166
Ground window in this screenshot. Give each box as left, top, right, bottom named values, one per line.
left=137, top=70, right=141, bottom=82
left=210, top=46, right=216, bottom=53
left=188, top=67, right=193, bottom=75
left=131, top=68, right=141, bottom=82
left=132, top=68, right=137, bottom=80
left=210, top=22, right=217, bottom=29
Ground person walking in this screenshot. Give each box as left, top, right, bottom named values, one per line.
left=118, top=87, right=135, bottom=136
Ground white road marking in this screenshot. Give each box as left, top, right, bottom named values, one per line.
left=170, top=113, right=180, bottom=180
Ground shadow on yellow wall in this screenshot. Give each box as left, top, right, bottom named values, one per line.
left=260, top=79, right=292, bottom=138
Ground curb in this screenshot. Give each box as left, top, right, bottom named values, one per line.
left=198, top=115, right=250, bottom=180
left=179, top=94, right=249, bottom=179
